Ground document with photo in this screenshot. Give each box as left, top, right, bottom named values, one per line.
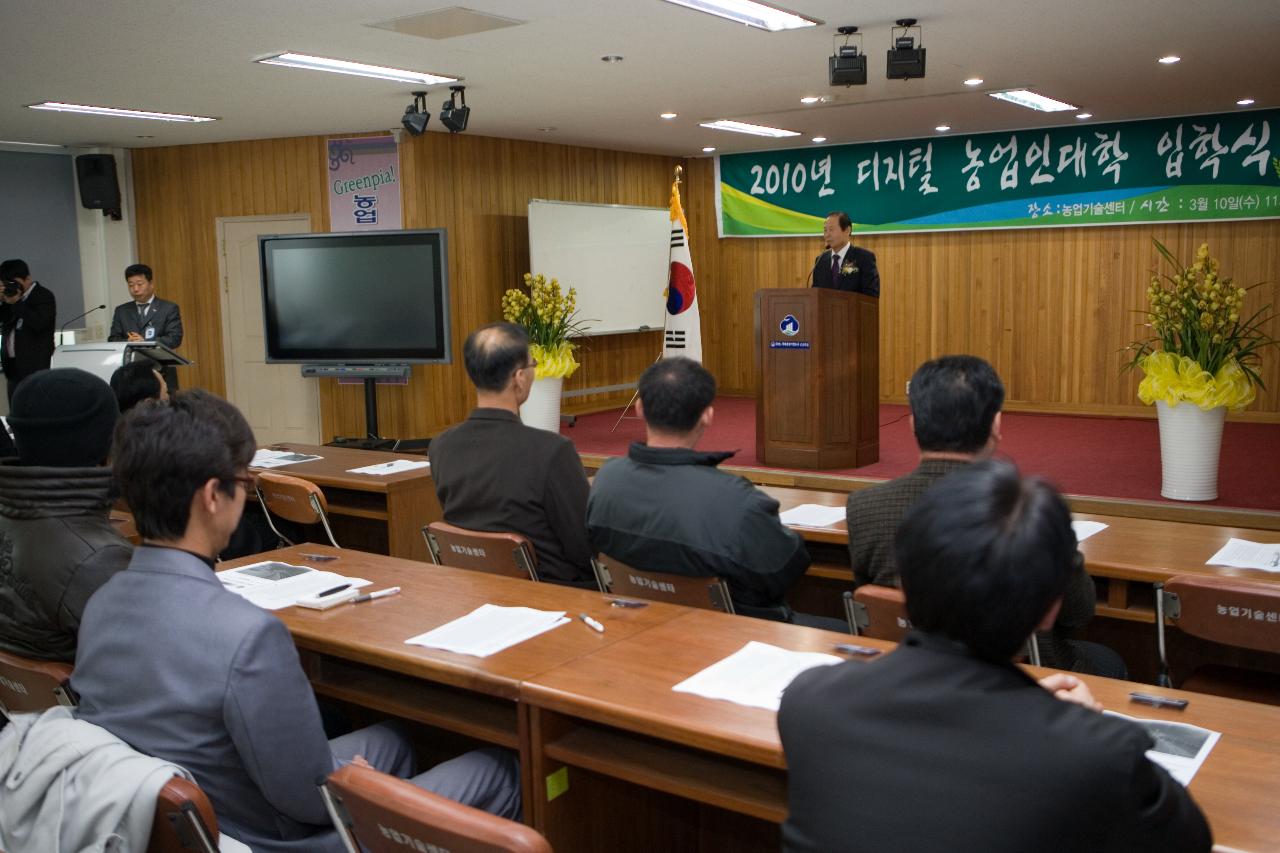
left=217, top=561, right=371, bottom=610
left=1104, top=711, right=1221, bottom=786
left=251, top=449, right=323, bottom=468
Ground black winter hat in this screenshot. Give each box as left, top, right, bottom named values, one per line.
left=9, top=368, right=119, bottom=467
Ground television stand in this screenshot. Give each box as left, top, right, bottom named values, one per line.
left=301, top=364, right=433, bottom=455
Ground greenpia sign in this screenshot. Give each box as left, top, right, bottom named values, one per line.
left=715, top=110, right=1280, bottom=236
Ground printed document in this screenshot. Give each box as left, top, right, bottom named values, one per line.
left=779, top=504, right=847, bottom=528
left=1104, top=711, right=1220, bottom=786
left=251, top=449, right=322, bottom=468
left=671, top=641, right=844, bottom=711
left=405, top=604, right=569, bottom=657
left=217, top=561, right=370, bottom=610
left=1206, top=538, right=1280, bottom=572
left=348, top=459, right=431, bottom=475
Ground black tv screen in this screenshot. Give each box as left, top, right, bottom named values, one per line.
left=259, top=229, right=451, bottom=364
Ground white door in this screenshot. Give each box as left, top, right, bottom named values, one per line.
left=217, top=215, right=320, bottom=445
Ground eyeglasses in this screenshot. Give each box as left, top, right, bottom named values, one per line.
left=523, top=358, right=539, bottom=370
left=227, top=474, right=256, bottom=492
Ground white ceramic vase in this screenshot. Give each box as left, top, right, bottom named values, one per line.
left=1155, top=400, right=1226, bottom=501
left=520, top=376, right=564, bottom=433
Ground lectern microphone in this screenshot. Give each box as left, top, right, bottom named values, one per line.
left=60, top=304, right=107, bottom=334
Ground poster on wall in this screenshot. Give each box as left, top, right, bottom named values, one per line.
left=715, top=109, right=1280, bottom=237
left=327, top=135, right=402, bottom=232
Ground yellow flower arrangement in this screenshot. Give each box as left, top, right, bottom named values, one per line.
left=1126, top=241, right=1276, bottom=411
left=500, top=273, right=587, bottom=380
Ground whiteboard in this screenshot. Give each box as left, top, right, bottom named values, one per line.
left=528, top=199, right=670, bottom=336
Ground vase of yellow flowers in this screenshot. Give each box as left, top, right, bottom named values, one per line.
left=501, top=273, right=586, bottom=432
left=1126, top=241, right=1275, bottom=501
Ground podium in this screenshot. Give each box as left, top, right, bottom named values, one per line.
left=51, top=341, right=191, bottom=387
left=754, top=288, right=878, bottom=469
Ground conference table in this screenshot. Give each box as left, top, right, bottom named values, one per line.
left=225, top=544, right=1280, bottom=853
left=249, top=443, right=441, bottom=562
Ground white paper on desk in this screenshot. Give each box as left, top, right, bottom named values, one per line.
left=251, top=449, right=323, bottom=468
left=1071, top=520, right=1109, bottom=543
left=779, top=504, right=846, bottom=528
left=1206, top=538, right=1280, bottom=572
left=347, top=459, right=431, bottom=476
left=216, top=562, right=371, bottom=610
left=671, top=641, right=843, bottom=712
left=1104, top=711, right=1220, bottom=786
left=405, top=604, right=569, bottom=657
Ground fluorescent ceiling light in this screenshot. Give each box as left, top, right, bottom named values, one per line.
left=963, top=78, right=983, bottom=86
left=1237, top=98, right=1255, bottom=106
left=660, top=112, right=678, bottom=119
left=27, top=102, right=216, bottom=122
left=988, top=89, right=1077, bottom=112
left=0, top=140, right=66, bottom=148
left=800, top=96, right=820, bottom=104
left=1158, top=55, right=1180, bottom=64
left=661, top=0, right=818, bottom=31
left=811, top=136, right=827, bottom=143
left=1076, top=112, right=1093, bottom=119
left=700, top=119, right=800, bottom=137
left=702, top=146, right=717, bottom=152
left=935, top=125, right=951, bottom=132
left=256, top=52, right=457, bottom=85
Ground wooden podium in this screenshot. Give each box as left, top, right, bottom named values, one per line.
left=755, top=288, right=879, bottom=469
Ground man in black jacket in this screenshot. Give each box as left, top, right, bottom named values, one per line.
left=811, top=211, right=879, bottom=296
left=587, top=357, right=810, bottom=621
left=0, top=259, right=57, bottom=402
left=0, top=368, right=131, bottom=662
left=779, top=461, right=1212, bottom=853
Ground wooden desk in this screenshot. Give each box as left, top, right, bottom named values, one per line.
left=523, top=608, right=1280, bottom=853
left=251, top=444, right=442, bottom=562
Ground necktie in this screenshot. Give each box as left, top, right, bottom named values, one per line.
left=831, top=252, right=841, bottom=281
left=138, top=303, right=148, bottom=322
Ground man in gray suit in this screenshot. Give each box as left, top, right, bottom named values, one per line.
left=107, top=263, right=184, bottom=389
left=72, top=390, right=519, bottom=853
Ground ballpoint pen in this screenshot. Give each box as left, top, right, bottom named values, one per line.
left=351, top=586, right=401, bottom=604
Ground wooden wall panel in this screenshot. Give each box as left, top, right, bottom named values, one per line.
left=684, top=158, right=1280, bottom=421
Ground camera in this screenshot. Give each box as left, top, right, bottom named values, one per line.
left=2, top=279, right=20, bottom=298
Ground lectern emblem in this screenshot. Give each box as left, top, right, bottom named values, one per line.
left=779, top=314, right=799, bottom=336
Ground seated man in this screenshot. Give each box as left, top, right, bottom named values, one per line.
left=109, top=359, right=169, bottom=412
left=780, top=461, right=1211, bottom=853
left=430, top=322, right=593, bottom=586
left=73, top=390, right=519, bottom=853
left=846, top=355, right=1117, bottom=676
left=0, top=368, right=130, bottom=661
left=588, top=357, right=810, bottom=621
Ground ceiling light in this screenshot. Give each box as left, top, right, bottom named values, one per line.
left=886, top=18, right=926, bottom=80
left=0, top=140, right=66, bottom=148
left=800, top=96, right=820, bottom=104
left=1158, top=55, right=1180, bottom=64
left=256, top=52, right=457, bottom=85
left=830, top=26, right=867, bottom=86
left=963, top=77, right=983, bottom=86
left=988, top=89, right=1077, bottom=112
left=700, top=119, right=800, bottom=137
left=811, top=136, right=827, bottom=143
left=660, top=112, right=678, bottom=119
left=702, top=146, right=717, bottom=152
left=27, top=102, right=216, bottom=122
left=1076, top=112, right=1093, bottom=120
left=1237, top=98, right=1255, bottom=106
left=402, top=91, right=430, bottom=135
left=660, top=0, right=819, bottom=31
left=438, top=86, right=470, bottom=133
left=537, top=127, right=557, bottom=132
left=601, top=55, right=624, bottom=63
left=935, top=125, right=951, bottom=132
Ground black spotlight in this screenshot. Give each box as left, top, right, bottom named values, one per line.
left=402, top=91, right=430, bottom=136
left=439, top=86, right=470, bottom=134
left=886, top=18, right=926, bottom=80
left=829, top=26, right=867, bottom=86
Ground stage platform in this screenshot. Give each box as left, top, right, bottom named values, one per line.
left=564, top=396, right=1280, bottom=528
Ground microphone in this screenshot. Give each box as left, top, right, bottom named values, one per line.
left=60, top=304, right=106, bottom=334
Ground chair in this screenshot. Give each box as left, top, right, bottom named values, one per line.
left=0, top=649, right=76, bottom=719
left=150, top=775, right=221, bottom=853
left=423, top=521, right=540, bottom=582
left=1156, top=575, right=1280, bottom=704
left=322, top=763, right=552, bottom=853
left=255, top=471, right=340, bottom=548
left=592, top=553, right=734, bottom=613
left=843, top=587, right=1041, bottom=665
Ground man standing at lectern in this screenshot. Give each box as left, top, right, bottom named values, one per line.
left=811, top=211, right=879, bottom=297
left=109, top=263, right=184, bottom=390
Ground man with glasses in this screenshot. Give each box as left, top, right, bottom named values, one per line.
left=430, top=322, right=594, bottom=586
left=73, top=390, right=520, bottom=852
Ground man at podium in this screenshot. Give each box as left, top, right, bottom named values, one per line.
left=811, top=211, right=879, bottom=297
left=108, top=263, right=184, bottom=389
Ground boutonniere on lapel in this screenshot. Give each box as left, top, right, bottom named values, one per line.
left=840, top=262, right=858, bottom=276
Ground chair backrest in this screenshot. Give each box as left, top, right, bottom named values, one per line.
left=255, top=471, right=340, bottom=548
left=323, top=763, right=552, bottom=853
left=423, top=521, right=539, bottom=582
left=149, top=775, right=220, bottom=853
left=592, top=554, right=734, bottom=613
left=845, top=585, right=912, bottom=641
left=0, top=649, right=75, bottom=718
left=1161, top=575, right=1280, bottom=655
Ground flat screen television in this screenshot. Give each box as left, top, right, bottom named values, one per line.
left=259, top=229, right=451, bottom=364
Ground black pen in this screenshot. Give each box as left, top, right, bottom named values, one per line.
left=833, top=643, right=882, bottom=657
left=1129, top=692, right=1189, bottom=710
left=316, top=583, right=351, bottom=598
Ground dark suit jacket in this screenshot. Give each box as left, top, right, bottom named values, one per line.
left=0, top=282, right=56, bottom=387
left=109, top=297, right=184, bottom=387
left=429, top=408, right=594, bottom=585
left=811, top=245, right=880, bottom=297
left=73, top=546, right=340, bottom=852
left=778, top=631, right=1212, bottom=853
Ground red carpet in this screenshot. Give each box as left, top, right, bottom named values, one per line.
left=564, top=396, right=1280, bottom=512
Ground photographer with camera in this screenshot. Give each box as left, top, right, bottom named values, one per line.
left=0, top=259, right=57, bottom=403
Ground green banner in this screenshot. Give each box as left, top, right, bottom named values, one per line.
left=716, top=110, right=1280, bottom=236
